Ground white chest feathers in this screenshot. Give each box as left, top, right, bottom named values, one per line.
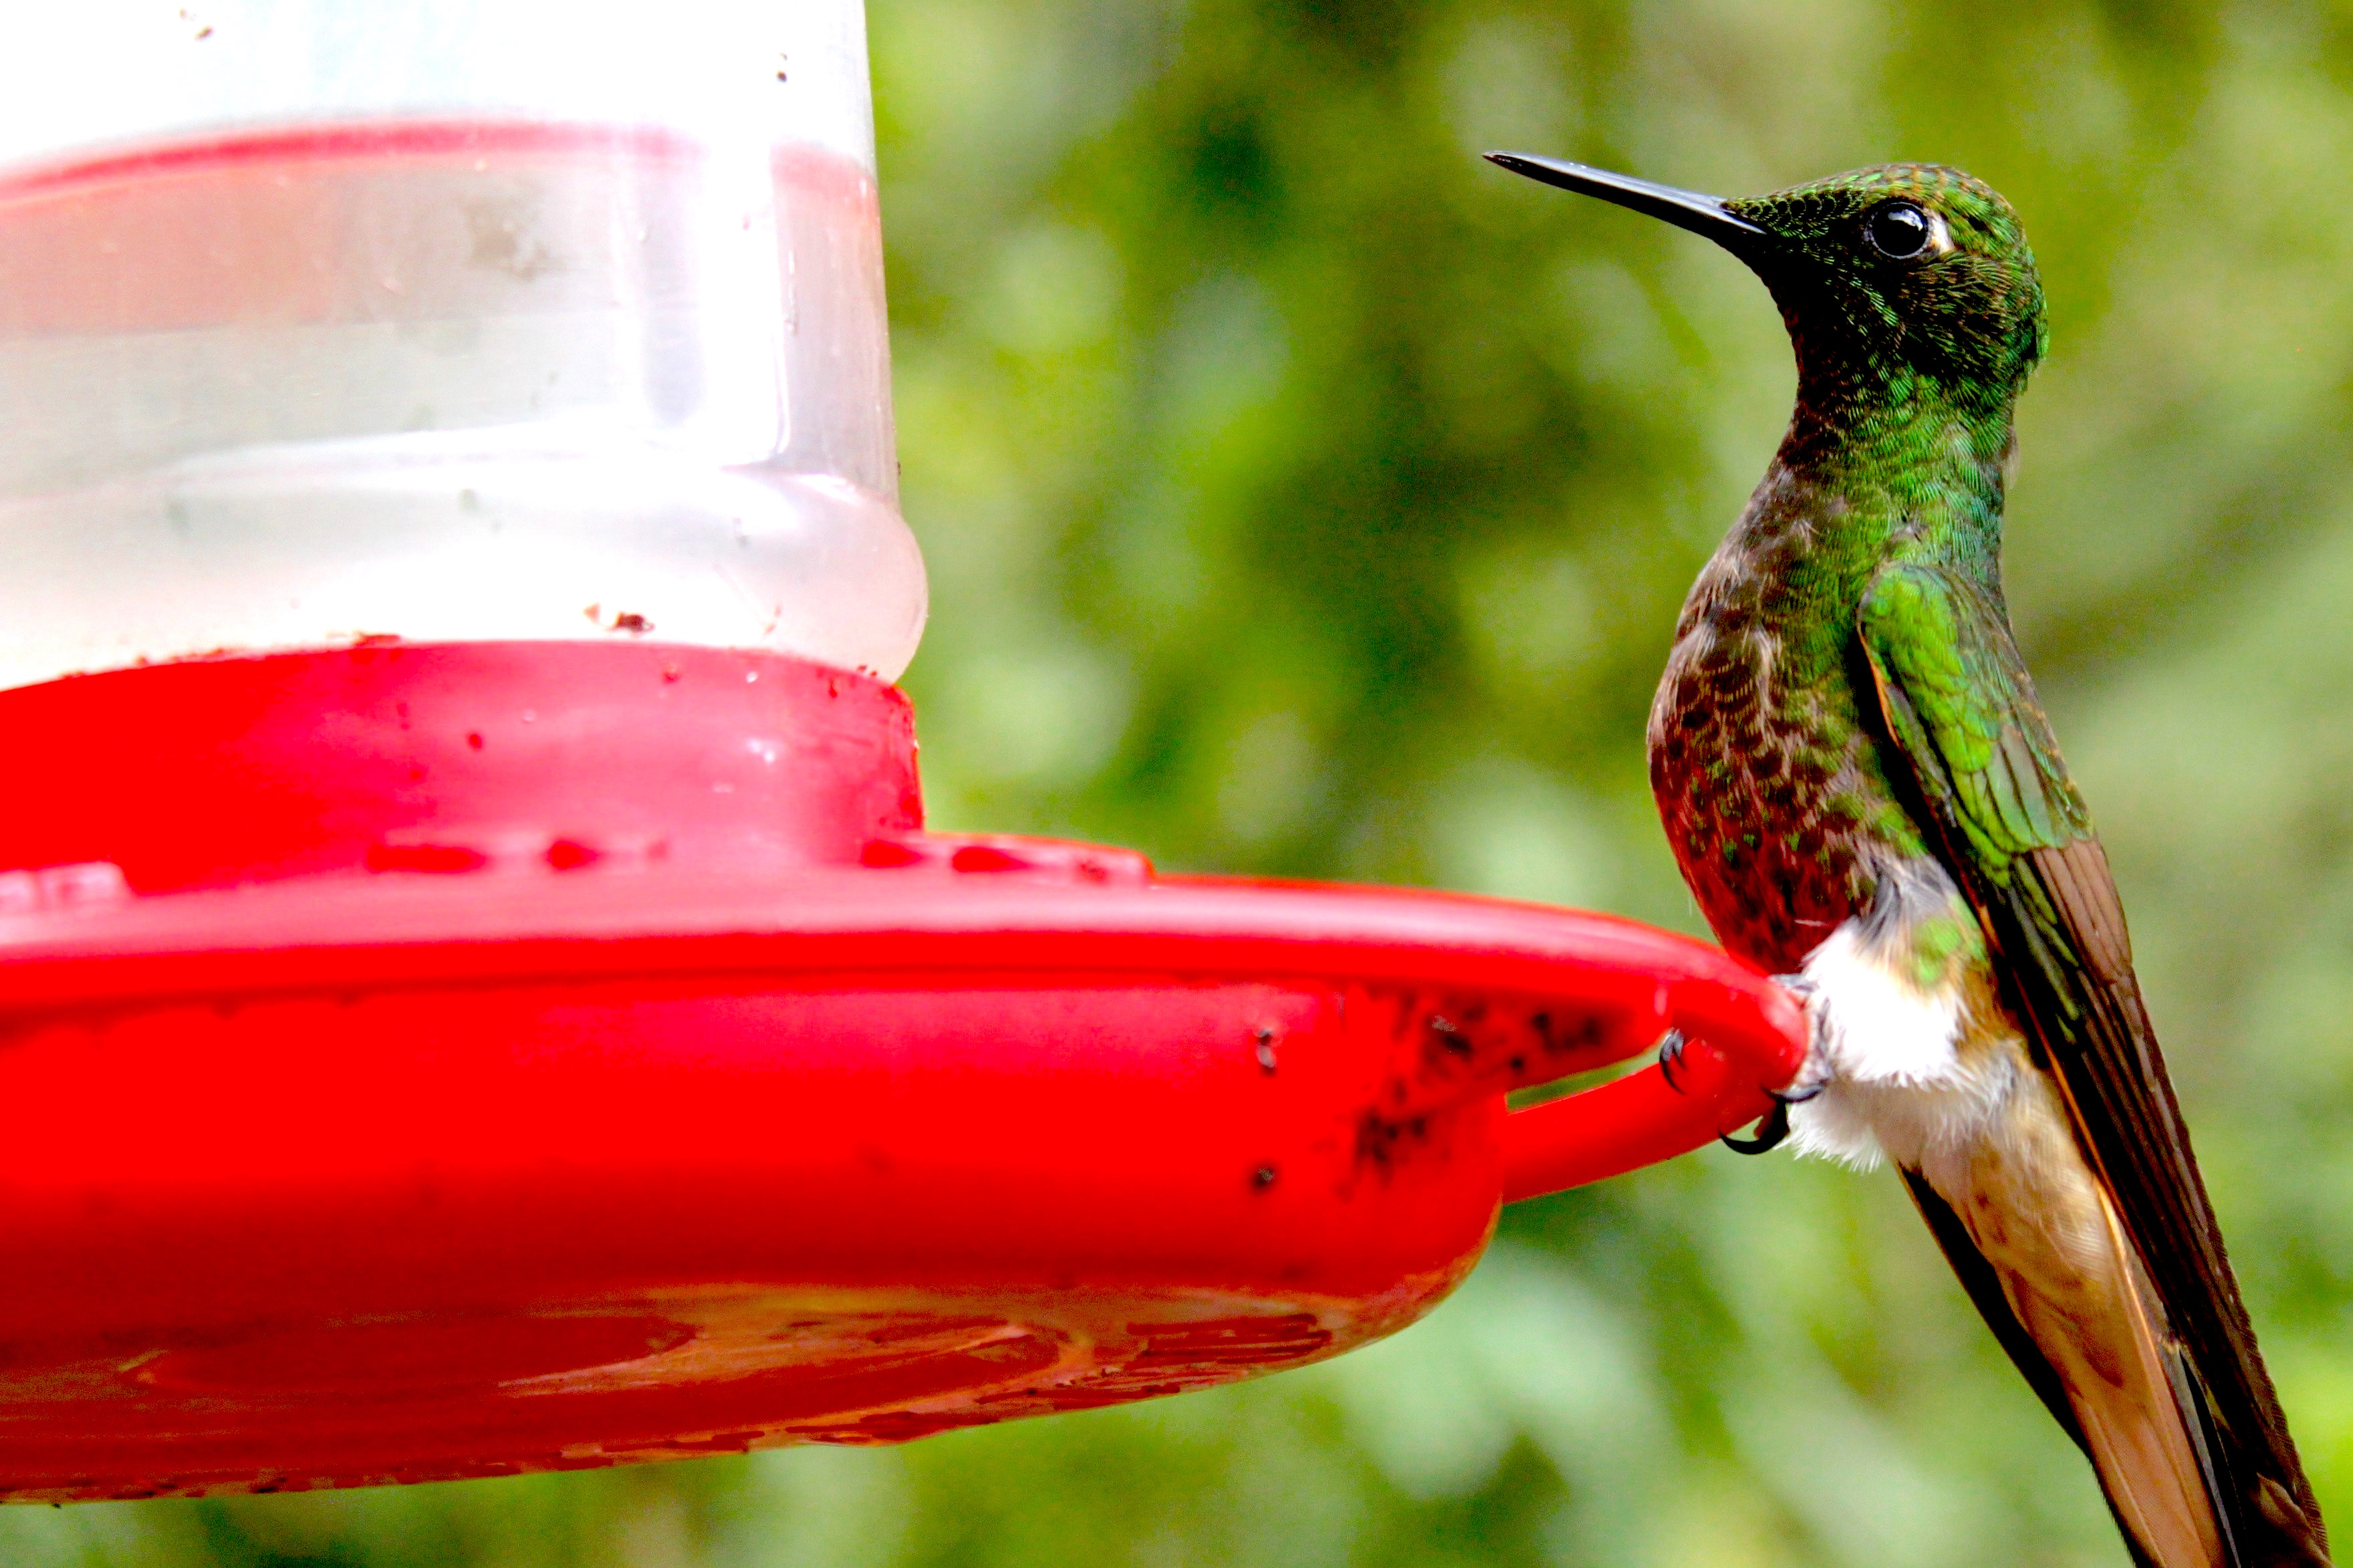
left=1785, top=919, right=2023, bottom=1170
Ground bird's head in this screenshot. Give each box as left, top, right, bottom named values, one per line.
left=1487, top=156, right=2046, bottom=411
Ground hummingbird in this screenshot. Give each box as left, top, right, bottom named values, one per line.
left=1486, top=151, right=2328, bottom=1567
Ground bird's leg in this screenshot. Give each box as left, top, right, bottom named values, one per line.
left=1768, top=971, right=1832, bottom=1105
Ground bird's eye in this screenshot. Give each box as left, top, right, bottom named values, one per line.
left=1865, top=202, right=1933, bottom=259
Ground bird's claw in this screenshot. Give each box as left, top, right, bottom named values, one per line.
left=1720, top=1097, right=1792, bottom=1156
left=1656, top=1027, right=1691, bottom=1094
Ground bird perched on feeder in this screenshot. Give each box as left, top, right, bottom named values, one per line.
left=1485, top=151, right=2328, bottom=1568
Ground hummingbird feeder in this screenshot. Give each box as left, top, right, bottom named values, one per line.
left=0, top=0, right=1803, bottom=1500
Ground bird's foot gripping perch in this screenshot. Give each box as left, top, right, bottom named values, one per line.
left=1715, top=973, right=1832, bottom=1156
left=1652, top=1000, right=1820, bottom=1158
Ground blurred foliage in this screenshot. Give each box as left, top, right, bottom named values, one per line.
left=20, top=0, right=2353, bottom=1562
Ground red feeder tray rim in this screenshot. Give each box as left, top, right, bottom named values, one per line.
left=0, top=640, right=1805, bottom=1499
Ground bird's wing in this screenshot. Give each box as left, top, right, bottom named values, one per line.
left=1858, top=559, right=2328, bottom=1566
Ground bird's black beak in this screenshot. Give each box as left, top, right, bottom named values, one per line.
left=1484, top=152, right=1766, bottom=257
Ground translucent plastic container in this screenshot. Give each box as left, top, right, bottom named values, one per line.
left=0, top=1, right=922, bottom=689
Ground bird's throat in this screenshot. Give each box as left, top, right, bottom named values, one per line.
left=1744, top=372, right=2019, bottom=632
left=1786, top=372, right=2016, bottom=538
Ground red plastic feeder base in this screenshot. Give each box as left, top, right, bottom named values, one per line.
left=0, top=642, right=1802, bottom=1500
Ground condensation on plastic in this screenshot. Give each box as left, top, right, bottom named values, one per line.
left=0, top=2, right=925, bottom=688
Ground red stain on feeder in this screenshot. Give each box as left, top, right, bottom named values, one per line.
left=0, top=642, right=1803, bottom=1500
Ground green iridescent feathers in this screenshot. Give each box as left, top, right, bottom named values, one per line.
left=1858, top=559, right=2116, bottom=1008
left=1859, top=561, right=2093, bottom=882
left=1729, top=164, right=2048, bottom=404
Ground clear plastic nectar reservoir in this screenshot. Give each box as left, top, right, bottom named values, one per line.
left=0, top=1, right=923, bottom=687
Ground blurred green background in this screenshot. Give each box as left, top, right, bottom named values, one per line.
left=15, top=0, right=2353, bottom=1562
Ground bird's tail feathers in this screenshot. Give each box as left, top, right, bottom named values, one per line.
left=2110, top=1197, right=2332, bottom=1568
